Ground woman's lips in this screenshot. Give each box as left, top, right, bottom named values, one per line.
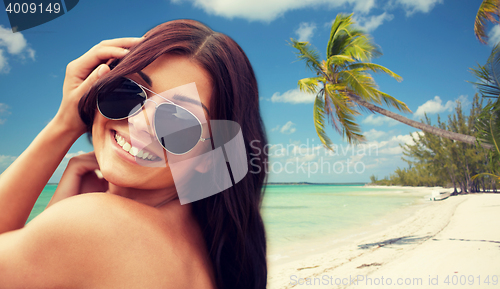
left=113, top=130, right=161, bottom=161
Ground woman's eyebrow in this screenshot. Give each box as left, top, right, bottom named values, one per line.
left=138, top=71, right=152, bottom=86
left=137, top=72, right=210, bottom=116
left=172, top=94, right=210, bottom=116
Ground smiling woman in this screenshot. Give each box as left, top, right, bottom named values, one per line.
left=0, top=19, right=268, bottom=289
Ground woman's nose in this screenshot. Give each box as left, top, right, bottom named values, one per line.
left=127, top=100, right=156, bottom=136
left=128, top=101, right=156, bottom=146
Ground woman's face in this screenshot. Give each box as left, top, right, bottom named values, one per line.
left=92, top=54, right=213, bottom=190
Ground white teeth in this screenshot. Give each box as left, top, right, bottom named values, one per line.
left=122, top=142, right=131, bottom=152
left=129, top=146, right=138, bottom=156
left=114, top=132, right=157, bottom=161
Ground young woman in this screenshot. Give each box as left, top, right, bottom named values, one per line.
left=0, top=19, right=268, bottom=289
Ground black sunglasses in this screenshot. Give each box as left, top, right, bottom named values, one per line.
left=96, top=77, right=210, bottom=155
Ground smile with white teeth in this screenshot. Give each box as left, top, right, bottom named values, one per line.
left=114, top=132, right=159, bottom=161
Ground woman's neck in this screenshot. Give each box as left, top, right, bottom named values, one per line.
left=106, top=183, right=179, bottom=208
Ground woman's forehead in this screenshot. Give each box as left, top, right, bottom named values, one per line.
left=139, top=54, right=212, bottom=102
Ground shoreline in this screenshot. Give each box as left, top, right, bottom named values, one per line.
left=267, top=189, right=499, bottom=289
left=267, top=186, right=439, bottom=266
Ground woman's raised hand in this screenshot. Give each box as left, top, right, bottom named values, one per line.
left=55, top=37, right=144, bottom=136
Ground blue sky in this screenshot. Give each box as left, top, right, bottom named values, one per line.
left=0, top=0, right=494, bottom=183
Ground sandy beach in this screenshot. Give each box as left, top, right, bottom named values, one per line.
left=267, top=188, right=500, bottom=289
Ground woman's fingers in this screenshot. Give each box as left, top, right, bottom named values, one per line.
left=66, top=37, right=143, bottom=83
left=67, top=152, right=101, bottom=176
left=69, top=63, right=109, bottom=101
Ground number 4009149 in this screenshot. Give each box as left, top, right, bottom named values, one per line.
left=5, top=2, right=61, bottom=14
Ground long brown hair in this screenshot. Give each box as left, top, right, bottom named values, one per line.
left=79, top=19, right=268, bottom=289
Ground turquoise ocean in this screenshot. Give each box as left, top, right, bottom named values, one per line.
left=29, top=184, right=428, bottom=262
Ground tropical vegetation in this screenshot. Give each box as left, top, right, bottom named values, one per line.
left=370, top=95, right=498, bottom=193
left=291, top=13, right=490, bottom=150
left=474, top=0, right=500, bottom=44
left=472, top=0, right=500, bottom=182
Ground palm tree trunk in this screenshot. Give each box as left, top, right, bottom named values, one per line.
left=350, top=95, right=494, bottom=150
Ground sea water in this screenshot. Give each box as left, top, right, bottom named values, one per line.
left=29, top=184, right=427, bottom=261
left=27, top=184, right=57, bottom=222
left=261, top=184, right=427, bottom=263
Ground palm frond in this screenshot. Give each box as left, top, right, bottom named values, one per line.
left=297, top=77, right=322, bottom=94
left=326, top=55, right=355, bottom=68
left=471, top=172, right=500, bottom=181
left=475, top=0, right=500, bottom=44
left=313, top=96, right=334, bottom=149
left=489, top=42, right=500, bottom=85
left=471, top=43, right=500, bottom=98
left=339, top=69, right=411, bottom=113
left=347, top=63, right=403, bottom=82
left=338, top=69, right=377, bottom=101
left=342, top=33, right=381, bottom=61
left=325, top=86, right=365, bottom=143
left=377, top=91, right=413, bottom=113
left=290, top=39, right=323, bottom=75
left=476, top=99, right=500, bottom=152
left=327, top=14, right=353, bottom=58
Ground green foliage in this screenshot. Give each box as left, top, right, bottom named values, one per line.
left=375, top=95, right=498, bottom=192
left=470, top=43, right=500, bottom=98
left=474, top=0, right=500, bottom=44
left=290, top=13, right=409, bottom=149
left=470, top=36, right=500, bottom=183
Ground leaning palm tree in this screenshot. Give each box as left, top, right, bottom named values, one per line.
left=292, top=13, right=489, bottom=149
left=474, top=0, right=500, bottom=44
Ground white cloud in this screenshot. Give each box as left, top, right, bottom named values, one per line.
left=362, top=114, right=399, bottom=126
left=295, top=22, right=316, bottom=42
left=270, top=88, right=316, bottom=104
left=366, top=131, right=423, bottom=155
left=0, top=103, right=10, bottom=114
left=391, top=0, right=443, bottom=16
left=0, top=103, right=11, bottom=124
left=269, top=122, right=297, bottom=135
left=351, top=0, right=376, bottom=14
left=270, top=125, right=281, bottom=132
left=170, top=0, right=376, bottom=22
left=413, top=95, right=468, bottom=118
left=364, top=128, right=387, bottom=140
left=0, top=25, right=35, bottom=73
left=353, top=12, right=394, bottom=32
left=0, top=50, right=7, bottom=73
left=280, top=121, right=297, bottom=134
left=488, top=25, right=500, bottom=46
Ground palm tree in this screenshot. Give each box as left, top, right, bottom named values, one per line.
left=471, top=43, right=500, bottom=183
left=291, top=13, right=490, bottom=149
left=474, top=0, right=500, bottom=44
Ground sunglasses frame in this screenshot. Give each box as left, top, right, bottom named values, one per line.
left=97, top=77, right=211, bottom=156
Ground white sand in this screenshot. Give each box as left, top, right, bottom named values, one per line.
left=267, top=188, right=500, bottom=289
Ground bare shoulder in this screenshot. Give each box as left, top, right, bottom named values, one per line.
left=0, top=193, right=216, bottom=289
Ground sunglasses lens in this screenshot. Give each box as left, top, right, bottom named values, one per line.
left=97, top=77, right=146, bottom=119
left=154, top=103, right=202, bottom=154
